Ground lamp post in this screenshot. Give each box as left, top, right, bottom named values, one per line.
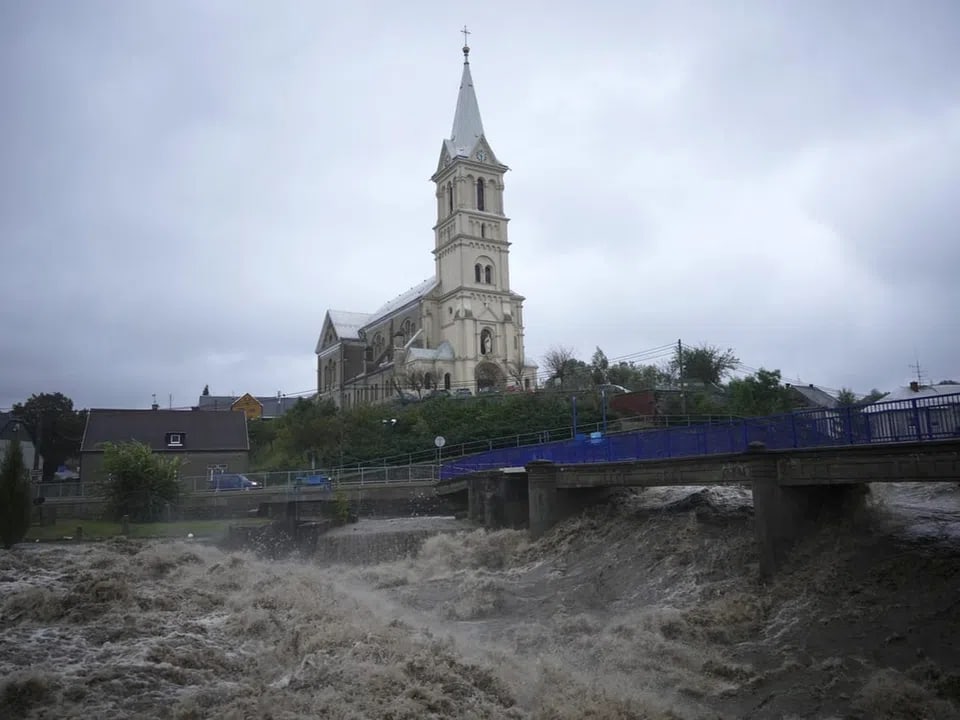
left=601, top=388, right=608, bottom=434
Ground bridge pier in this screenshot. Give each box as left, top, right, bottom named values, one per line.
left=466, top=470, right=529, bottom=529
left=752, top=454, right=869, bottom=579
left=527, top=461, right=609, bottom=538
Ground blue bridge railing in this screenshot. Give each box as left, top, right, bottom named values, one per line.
left=439, top=393, right=960, bottom=480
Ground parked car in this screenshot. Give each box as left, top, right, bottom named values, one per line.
left=208, top=474, right=259, bottom=491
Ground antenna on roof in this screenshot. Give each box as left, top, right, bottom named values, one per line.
left=910, top=353, right=927, bottom=388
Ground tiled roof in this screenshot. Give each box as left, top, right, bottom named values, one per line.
left=81, top=409, right=249, bottom=453
left=873, top=384, right=960, bottom=403
left=786, top=384, right=838, bottom=409
left=196, top=395, right=303, bottom=417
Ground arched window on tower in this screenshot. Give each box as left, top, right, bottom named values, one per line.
left=447, top=182, right=453, bottom=214
left=444, top=373, right=451, bottom=390
left=484, top=265, right=492, bottom=284
left=474, top=263, right=482, bottom=283
left=476, top=178, right=485, bottom=211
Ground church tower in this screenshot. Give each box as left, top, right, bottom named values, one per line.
left=429, top=38, right=530, bottom=391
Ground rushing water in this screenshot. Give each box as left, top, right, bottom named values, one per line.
left=2, top=484, right=960, bottom=719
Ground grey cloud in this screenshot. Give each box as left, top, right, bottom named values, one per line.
left=2, top=1, right=959, bottom=410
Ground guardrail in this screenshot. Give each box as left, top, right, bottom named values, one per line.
left=439, top=393, right=960, bottom=479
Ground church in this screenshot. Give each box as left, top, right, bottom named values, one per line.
left=314, top=40, right=537, bottom=408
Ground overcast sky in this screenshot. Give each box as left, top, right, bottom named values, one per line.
left=2, top=1, right=958, bottom=410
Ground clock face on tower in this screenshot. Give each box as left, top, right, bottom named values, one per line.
left=475, top=150, right=487, bottom=162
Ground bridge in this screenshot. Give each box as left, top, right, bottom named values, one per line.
left=437, top=393, right=960, bottom=577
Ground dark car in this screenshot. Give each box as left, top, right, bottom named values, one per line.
left=208, top=474, right=259, bottom=491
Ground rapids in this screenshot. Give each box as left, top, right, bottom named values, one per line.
left=2, top=483, right=959, bottom=719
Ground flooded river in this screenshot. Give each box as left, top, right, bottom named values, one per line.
left=2, top=483, right=959, bottom=719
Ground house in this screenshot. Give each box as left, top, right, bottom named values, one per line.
left=314, top=41, right=537, bottom=408
left=0, top=411, right=42, bottom=474
left=196, top=392, right=304, bottom=420
left=862, top=381, right=960, bottom=440
left=80, top=408, right=250, bottom=482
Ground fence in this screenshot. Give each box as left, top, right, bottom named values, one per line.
left=439, top=393, right=960, bottom=480
left=178, top=463, right=440, bottom=494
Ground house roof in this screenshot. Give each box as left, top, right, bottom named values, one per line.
left=80, top=409, right=249, bottom=453
left=872, top=384, right=960, bottom=404
left=195, top=395, right=303, bottom=417
left=786, top=384, right=838, bottom=409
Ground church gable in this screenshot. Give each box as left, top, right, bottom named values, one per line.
left=315, top=313, right=339, bottom=354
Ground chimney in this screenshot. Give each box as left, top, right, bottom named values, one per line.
left=910, top=381, right=920, bottom=392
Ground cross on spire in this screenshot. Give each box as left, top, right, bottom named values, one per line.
left=461, top=25, right=471, bottom=60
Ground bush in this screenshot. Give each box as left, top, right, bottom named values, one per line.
left=101, top=441, right=181, bottom=522
left=0, top=437, right=31, bottom=549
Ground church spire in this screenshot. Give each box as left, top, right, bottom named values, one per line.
left=448, top=28, right=485, bottom=158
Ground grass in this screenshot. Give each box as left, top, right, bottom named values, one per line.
left=25, top=517, right=272, bottom=541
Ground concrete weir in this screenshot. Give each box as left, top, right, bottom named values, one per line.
left=449, top=439, right=960, bottom=578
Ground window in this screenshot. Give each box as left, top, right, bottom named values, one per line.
left=480, top=223, right=485, bottom=238
left=207, top=464, right=227, bottom=477
left=484, top=265, right=492, bottom=284
left=474, top=263, right=482, bottom=282
left=476, top=178, right=485, bottom=211
left=444, top=373, right=451, bottom=390
left=447, top=182, right=453, bottom=214
left=166, top=432, right=184, bottom=447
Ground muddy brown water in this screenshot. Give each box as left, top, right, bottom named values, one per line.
left=2, top=483, right=959, bottom=719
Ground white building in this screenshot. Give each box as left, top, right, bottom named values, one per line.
left=863, top=381, right=960, bottom=440
left=315, top=41, right=537, bottom=407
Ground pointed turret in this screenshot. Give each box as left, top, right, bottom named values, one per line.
left=448, top=44, right=485, bottom=157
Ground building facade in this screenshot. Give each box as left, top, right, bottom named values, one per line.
left=316, top=42, right=536, bottom=407
left=80, top=409, right=250, bottom=482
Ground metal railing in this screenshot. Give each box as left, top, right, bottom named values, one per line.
left=179, top=463, right=439, bottom=494
left=439, top=393, right=960, bottom=479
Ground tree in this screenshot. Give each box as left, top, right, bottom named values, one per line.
left=671, top=344, right=739, bottom=386
left=727, top=368, right=794, bottom=417
left=393, top=371, right=427, bottom=400
left=0, top=436, right=31, bottom=548
left=11, top=393, right=86, bottom=480
left=101, top=441, right=181, bottom=522
left=507, top=359, right=527, bottom=388
left=861, top=388, right=888, bottom=404
left=542, top=346, right=576, bottom=389
left=202, top=384, right=210, bottom=396
left=836, top=388, right=858, bottom=407
left=590, top=347, right=609, bottom=386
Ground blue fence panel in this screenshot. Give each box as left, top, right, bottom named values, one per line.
left=438, top=393, right=960, bottom=479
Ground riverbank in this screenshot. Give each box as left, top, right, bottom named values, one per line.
left=24, top=518, right=272, bottom=542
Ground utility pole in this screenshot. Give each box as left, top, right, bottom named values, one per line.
left=678, top=338, right=687, bottom=415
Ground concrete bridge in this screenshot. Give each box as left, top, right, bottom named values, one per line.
left=437, top=439, right=960, bottom=577
left=39, top=478, right=445, bottom=522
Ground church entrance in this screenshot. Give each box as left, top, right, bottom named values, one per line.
left=475, top=361, right=507, bottom=393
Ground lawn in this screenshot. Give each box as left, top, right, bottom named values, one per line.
left=25, top=517, right=272, bottom=541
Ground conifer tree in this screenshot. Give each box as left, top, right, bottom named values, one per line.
left=0, top=437, right=31, bottom=549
